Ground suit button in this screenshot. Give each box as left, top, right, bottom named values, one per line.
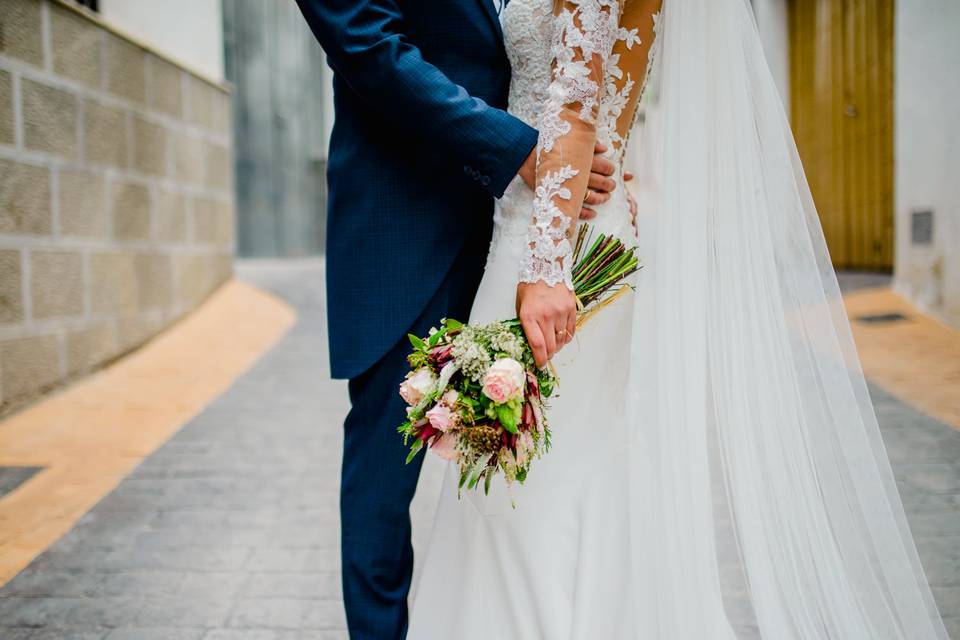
left=472, top=170, right=480, bottom=180
left=481, top=175, right=490, bottom=186
left=463, top=165, right=471, bottom=174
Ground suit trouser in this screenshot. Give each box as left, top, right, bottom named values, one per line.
left=340, top=239, right=487, bottom=640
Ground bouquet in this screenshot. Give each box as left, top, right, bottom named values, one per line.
left=398, top=226, right=641, bottom=496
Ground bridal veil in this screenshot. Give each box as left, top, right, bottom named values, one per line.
left=626, top=0, right=948, bottom=637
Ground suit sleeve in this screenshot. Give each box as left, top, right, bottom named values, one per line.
left=295, top=0, right=538, bottom=198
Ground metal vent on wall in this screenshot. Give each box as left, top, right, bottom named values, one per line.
left=912, top=210, right=934, bottom=245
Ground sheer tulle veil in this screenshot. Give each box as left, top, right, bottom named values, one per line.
left=624, top=0, right=948, bottom=637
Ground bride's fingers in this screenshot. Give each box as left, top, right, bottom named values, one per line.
left=584, top=189, right=610, bottom=207
left=588, top=172, right=616, bottom=195
left=520, top=316, right=548, bottom=368
left=541, top=318, right=558, bottom=363
left=564, top=311, right=576, bottom=346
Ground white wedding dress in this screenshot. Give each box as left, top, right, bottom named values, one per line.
left=409, top=1, right=948, bottom=638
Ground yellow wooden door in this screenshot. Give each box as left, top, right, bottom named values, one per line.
left=789, top=0, right=894, bottom=270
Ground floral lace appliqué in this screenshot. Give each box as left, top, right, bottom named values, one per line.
left=520, top=166, right=578, bottom=288
left=519, top=0, right=623, bottom=288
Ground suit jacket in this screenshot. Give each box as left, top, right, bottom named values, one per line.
left=295, top=0, right=538, bottom=379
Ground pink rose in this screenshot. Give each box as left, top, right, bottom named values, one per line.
left=426, top=403, right=457, bottom=432
left=399, top=368, right=436, bottom=406
left=430, top=432, right=459, bottom=461
left=482, top=358, right=525, bottom=404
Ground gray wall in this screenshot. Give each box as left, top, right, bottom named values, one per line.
left=0, top=0, right=235, bottom=415
left=223, top=0, right=331, bottom=258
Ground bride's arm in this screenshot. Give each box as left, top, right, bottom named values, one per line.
left=517, top=0, right=624, bottom=367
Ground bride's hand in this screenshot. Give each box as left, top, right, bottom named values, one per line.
left=518, top=143, right=615, bottom=221
left=516, top=281, right=577, bottom=368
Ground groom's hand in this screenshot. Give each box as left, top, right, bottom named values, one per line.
left=516, top=281, right=577, bottom=368
left=518, top=143, right=617, bottom=221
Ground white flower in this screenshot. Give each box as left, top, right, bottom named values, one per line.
left=399, top=368, right=436, bottom=406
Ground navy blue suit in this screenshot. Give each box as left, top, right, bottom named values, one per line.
left=294, top=0, right=537, bottom=637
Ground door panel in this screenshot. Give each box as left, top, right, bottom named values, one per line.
left=789, top=0, right=894, bottom=270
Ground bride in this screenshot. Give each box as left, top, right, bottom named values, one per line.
left=409, top=0, right=948, bottom=638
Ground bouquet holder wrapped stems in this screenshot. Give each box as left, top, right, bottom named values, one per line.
left=397, top=226, right=641, bottom=498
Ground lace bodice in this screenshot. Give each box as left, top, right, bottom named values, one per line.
left=502, top=0, right=660, bottom=288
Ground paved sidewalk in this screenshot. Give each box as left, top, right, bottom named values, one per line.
left=0, top=260, right=958, bottom=639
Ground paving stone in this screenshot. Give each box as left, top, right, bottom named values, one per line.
left=105, top=629, right=205, bottom=640
left=135, top=594, right=233, bottom=628
left=227, top=598, right=345, bottom=630
left=1, top=569, right=102, bottom=597
left=95, top=571, right=186, bottom=598
left=240, top=572, right=341, bottom=600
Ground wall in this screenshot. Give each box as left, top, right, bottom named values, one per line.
left=99, top=0, right=225, bottom=83
left=222, top=0, right=330, bottom=257
left=893, top=0, right=960, bottom=326
left=0, top=0, right=235, bottom=414
left=752, top=0, right=791, bottom=115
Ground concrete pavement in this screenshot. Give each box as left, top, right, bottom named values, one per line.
left=0, top=260, right=958, bottom=638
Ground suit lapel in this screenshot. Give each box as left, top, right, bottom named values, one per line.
left=477, top=0, right=505, bottom=42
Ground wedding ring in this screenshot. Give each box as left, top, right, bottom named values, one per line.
left=556, top=329, right=569, bottom=337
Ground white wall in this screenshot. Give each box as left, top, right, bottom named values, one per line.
left=99, top=0, right=225, bottom=83
left=894, top=0, right=960, bottom=325
left=752, top=0, right=791, bottom=115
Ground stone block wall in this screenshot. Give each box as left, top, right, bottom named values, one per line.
left=0, top=0, right=235, bottom=414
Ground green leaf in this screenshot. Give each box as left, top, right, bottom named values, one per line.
left=427, top=326, right=448, bottom=347
left=408, top=334, right=427, bottom=351
left=497, top=403, right=518, bottom=434
left=465, top=456, right=488, bottom=490
left=444, top=318, right=464, bottom=331
left=405, top=438, right=424, bottom=464
left=484, top=469, right=494, bottom=495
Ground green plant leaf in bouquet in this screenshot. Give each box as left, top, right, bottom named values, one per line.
left=405, top=438, right=424, bottom=464
left=408, top=334, right=427, bottom=351
left=427, top=325, right=448, bottom=347
left=497, top=403, right=519, bottom=434
left=466, top=455, right=489, bottom=490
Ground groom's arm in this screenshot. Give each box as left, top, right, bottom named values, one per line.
left=294, top=0, right=538, bottom=198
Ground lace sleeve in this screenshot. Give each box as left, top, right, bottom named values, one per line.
left=519, top=0, right=626, bottom=289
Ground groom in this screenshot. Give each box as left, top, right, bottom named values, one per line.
left=294, top=1, right=618, bottom=637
